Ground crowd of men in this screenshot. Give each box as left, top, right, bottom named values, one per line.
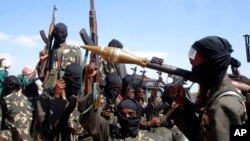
left=0, top=22, right=249, bottom=141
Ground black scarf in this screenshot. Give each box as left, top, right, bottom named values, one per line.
left=116, top=98, right=141, bottom=138
left=191, top=36, right=233, bottom=87
left=52, top=23, right=68, bottom=46
left=104, top=73, right=122, bottom=103
left=63, top=63, right=81, bottom=99
left=2, top=75, right=20, bottom=96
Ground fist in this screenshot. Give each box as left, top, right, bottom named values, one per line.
left=150, top=117, right=160, bottom=126
left=39, top=49, right=49, bottom=64
left=85, top=62, right=97, bottom=78
left=54, top=79, right=66, bottom=98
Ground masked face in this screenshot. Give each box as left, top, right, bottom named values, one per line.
left=65, top=79, right=81, bottom=99
left=116, top=98, right=141, bottom=138
left=117, top=107, right=140, bottom=138
left=189, top=48, right=208, bottom=84
left=105, top=84, right=122, bottom=104
left=189, top=47, right=227, bottom=87
left=53, top=23, right=68, bottom=45
left=63, top=63, right=81, bottom=99
left=191, top=61, right=211, bottom=85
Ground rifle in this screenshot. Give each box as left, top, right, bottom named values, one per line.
left=244, top=34, right=250, bottom=63
left=39, top=5, right=57, bottom=81
left=152, top=71, right=163, bottom=99
left=80, top=0, right=103, bottom=110
left=145, top=71, right=166, bottom=120
left=136, top=70, right=146, bottom=95
left=125, top=66, right=137, bottom=97
left=40, top=5, right=57, bottom=49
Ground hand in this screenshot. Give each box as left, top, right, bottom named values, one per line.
left=39, top=49, right=48, bottom=64
left=85, top=62, right=97, bottom=78
left=101, top=107, right=112, bottom=120
left=54, top=79, right=66, bottom=98
left=126, top=88, right=135, bottom=98
left=150, top=117, right=160, bottom=126
left=168, top=84, right=186, bottom=111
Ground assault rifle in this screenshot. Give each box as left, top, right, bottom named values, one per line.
left=39, top=5, right=57, bottom=81
left=125, top=66, right=137, bottom=96
left=40, top=5, right=57, bottom=47
left=136, top=69, right=146, bottom=95
left=145, top=71, right=167, bottom=120
left=79, top=0, right=102, bottom=110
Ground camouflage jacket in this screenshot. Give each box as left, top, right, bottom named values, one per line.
left=37, top=43, right=82, bottom=89
left=100, top=59, right=127, bottom=80
left=0, top=90, right=33, bottom=141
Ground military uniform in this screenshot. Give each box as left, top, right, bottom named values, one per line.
left=100, top=59, right=127, bottom=80
left=199, top=78, right=247, bottom=141
left=36, top=43, right=82, bottom=89
left=0, top=90, right=33, bottom=141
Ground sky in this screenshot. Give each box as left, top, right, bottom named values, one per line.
left=1, top=0, right=250, bottom=92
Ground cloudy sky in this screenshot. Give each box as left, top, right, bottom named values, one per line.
left=1, top=0, right=250, bottom=92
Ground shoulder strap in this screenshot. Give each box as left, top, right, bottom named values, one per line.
left=216, top=90, right=243, bottom=100
left=207, top=90, right=244, bottom=107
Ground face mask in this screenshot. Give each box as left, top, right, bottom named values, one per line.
left=53, top=23, right=68, bottom=45
left=117, top=111, right=140, bottom=138
left=110, top=87, right=121, bottom=96
left=105, top=86, right=121, bottom=104
left=191, top=62, right=211, bottom=85
left=63, top=74, right=81, bottom=100
left=191, top=61, right=226, bottom=87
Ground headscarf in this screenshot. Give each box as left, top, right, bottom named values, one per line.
left=121, top=74, right=140, bottom=97
left=53, top=23, right=68, bottom=46
left=231, top=57, right=241, bottom=68
left=104, top=73, right=122, bottom=104
left=63, top=63, right=81, bottom=99
left=116, top=98, right=141, bottom=138
left=2, top=75, right=20, bottom=96
left=191, top=36, right=233, bottom=86
left=108, top=39, right=123, bottom=49
left=105, top=73, right=122, bottom=86
left=17, top=74, right=30, bottom=90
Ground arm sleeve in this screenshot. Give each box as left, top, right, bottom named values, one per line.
left=47, top=97, right=67, bottom=129
left=36, top=94, right=50, bottom=126
left=206, top=96, right=246, bottom=141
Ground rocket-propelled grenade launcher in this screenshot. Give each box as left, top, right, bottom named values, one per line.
left=81, top=45, right=193, bottom=82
